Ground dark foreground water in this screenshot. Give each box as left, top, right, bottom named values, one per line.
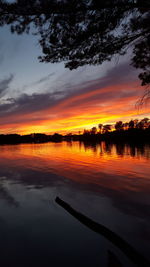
left=0, top=141, right=150, bottom=267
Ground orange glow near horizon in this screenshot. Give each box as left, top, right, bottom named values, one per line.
left=0, top=81, right=150, bottom=135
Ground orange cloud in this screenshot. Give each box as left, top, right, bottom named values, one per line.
left=0, top=79, right=150, bottom=134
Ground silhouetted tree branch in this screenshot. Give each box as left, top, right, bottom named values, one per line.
left=0, top=0, right=150, bottom=86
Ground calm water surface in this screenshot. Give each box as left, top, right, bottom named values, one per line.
left=0, top=141, right=150, bottom=266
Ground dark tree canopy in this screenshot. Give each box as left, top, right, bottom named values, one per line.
left=0, top=0, right=150, bottom=86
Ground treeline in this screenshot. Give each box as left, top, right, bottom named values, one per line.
left=83, top=118, right=150, bottom=135
left=0, top=118, right=150, bottom=145
left=65, top=118, right=150, bottom=143
left=0, top=133, right=63, bottom=145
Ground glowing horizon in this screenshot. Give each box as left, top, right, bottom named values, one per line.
left=0, top=80, right=150, bottom=135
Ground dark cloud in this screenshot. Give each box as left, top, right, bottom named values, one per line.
left=46, top=61, right=139, bottom=110
left=0, top=93, right=55, bottom=115
left=52, top=61, right=139, bottom=102
left=0, top=74, right=14, bottom=98
left=0, top=61, right=140, bottom=126
left=0, top=90, right=67, bottom=125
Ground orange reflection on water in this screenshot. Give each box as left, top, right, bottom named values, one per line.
left=0, top=142, right=150, bottom=195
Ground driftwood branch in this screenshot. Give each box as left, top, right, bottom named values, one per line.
left=55, top=197, right=149, bottom=267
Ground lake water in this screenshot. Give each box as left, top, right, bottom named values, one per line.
left=0, top=141, right=150, bottom=267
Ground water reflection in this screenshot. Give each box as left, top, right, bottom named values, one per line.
left=0, top=141, right=149, bottom=266
left=80, top=141, right=150, bottom=159
left=56, top=197, right=149, bottom=267
left=0, top=178, right=19, bottom=207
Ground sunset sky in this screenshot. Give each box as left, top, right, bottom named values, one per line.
left=0, top=25, right=150, bottom=135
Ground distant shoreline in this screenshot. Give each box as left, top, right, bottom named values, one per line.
left=0, top=128, right=150, bottom=145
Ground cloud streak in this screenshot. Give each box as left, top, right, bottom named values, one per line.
left=0, top=74, right=14, bottom=98
left=0, top=62, right=149, bottom=134
left=22, top=72, right=56, bottom=91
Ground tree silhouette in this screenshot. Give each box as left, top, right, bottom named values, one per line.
left=123, top=122, right=129, bottom=130
left=98, top=123, right=103, bottom=134
left=141, top=117, right=149, bottom=125
left=137, top=120, right=144, bottom=129
left=90, top=127, right=97, bottom=135
left=103, top=124, right=111, bottom=133
left=128, top=119, right=135, bottom=129
left=0, top=0, right=150, bottom=87
left=115, top=121, right=123, bottom=131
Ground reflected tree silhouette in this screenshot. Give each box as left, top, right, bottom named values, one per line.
left=81, top=141, right=150, bottom=159
left=104, top=142, right=112, bottom=154
left=116, top=143, right=125, bottom=156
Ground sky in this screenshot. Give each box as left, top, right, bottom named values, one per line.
left=0, top=25, right=150, bottom=135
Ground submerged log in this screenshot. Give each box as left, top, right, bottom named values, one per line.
left=55, top=197, right=149, bottom=267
